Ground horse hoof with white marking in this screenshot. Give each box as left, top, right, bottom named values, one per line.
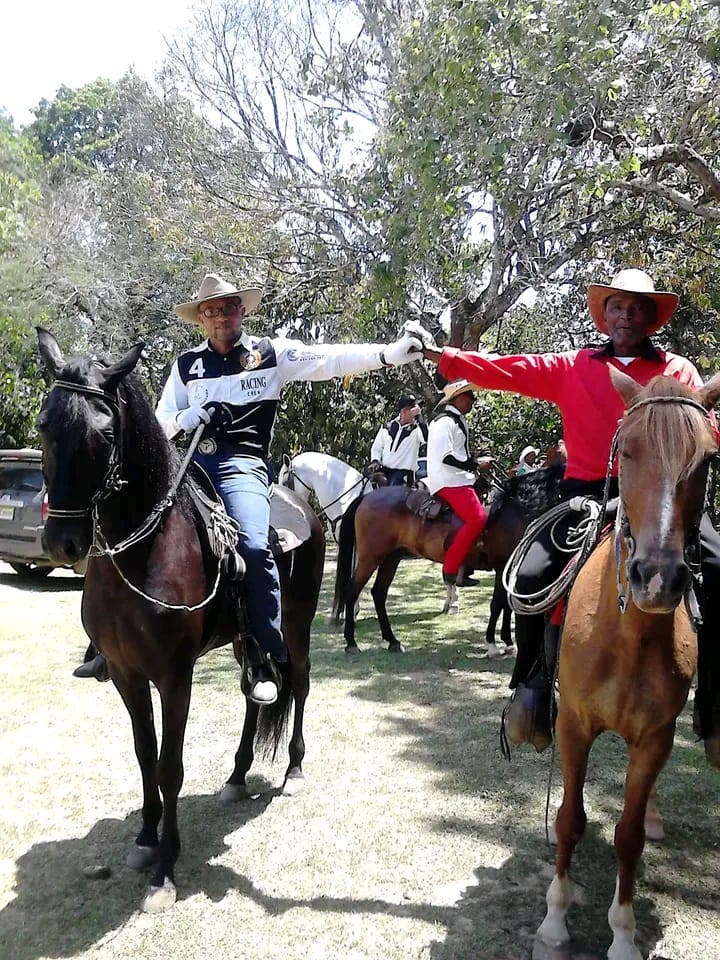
left=142, top=878, right=177, bottom=913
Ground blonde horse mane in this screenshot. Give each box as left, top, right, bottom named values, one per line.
left=622, top=376, right=712, bottom=485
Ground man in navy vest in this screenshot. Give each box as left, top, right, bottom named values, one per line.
left=368, top=396, right=428, bottom=486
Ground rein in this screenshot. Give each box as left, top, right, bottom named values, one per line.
left=47, top=380, right=225, bottom=612
left=286, top=466, right=366, bottom=522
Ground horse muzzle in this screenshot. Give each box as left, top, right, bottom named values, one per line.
left=627, top=554, right=690, bottom=613
left=42, top=517, right=92, bottom=566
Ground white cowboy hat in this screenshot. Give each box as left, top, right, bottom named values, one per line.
left=587, top=268, right=679, bottom=336
left=519, top=445, right=538, bottom=463
left=437, top=379, right=478, bottom=406
left=175, top=273, right=263, bottom=324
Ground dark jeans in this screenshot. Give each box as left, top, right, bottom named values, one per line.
left=385, top=468, right=414, bottom=486
left=510, top=477, right=720, bottom=726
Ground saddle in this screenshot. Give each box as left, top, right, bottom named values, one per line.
left=405, top=486, right=451, bottom=522
left=187, top=464, right=313, bottom=565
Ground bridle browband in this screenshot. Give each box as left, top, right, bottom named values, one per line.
left=608, top=393, right=713, bottom=621
left=45, top=380, right=126, bottom=519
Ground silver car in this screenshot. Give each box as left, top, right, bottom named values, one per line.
left=0, top=448, right=86, bottom=578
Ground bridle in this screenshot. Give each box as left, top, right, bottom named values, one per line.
left=284, top=463, right=367, bottom=534
left=44, top=378, right=227, bottom=611
left=608, top=394, right=712, bottom=620
left=45, top=380, right=127, bottom=519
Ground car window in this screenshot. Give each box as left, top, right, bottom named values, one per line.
left=0, top=466, right=44, bottom=493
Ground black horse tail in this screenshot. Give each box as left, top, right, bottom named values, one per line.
left=332, top=494, right=363, bottom=623
left=256, top=661, right=294, bottom=760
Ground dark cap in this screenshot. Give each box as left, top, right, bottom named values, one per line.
left=398, top=395, right=418, bottom=411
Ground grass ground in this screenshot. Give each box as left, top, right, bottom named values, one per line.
left=0, top=554, right=718, bottom=960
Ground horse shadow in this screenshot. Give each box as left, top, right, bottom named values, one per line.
left=0, top=793, right=272, bottom=960
left=0, top=572, right=84, bottom=593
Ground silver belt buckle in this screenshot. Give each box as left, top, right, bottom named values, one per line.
left=198, top=436, right=217, bottom=455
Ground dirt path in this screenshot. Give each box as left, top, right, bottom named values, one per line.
left=0, top=560, right=718, bottom=960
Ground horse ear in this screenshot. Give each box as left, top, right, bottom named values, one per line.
left=697, top=373, right=720, bottom=411
left=36, top=327, right=65, bottom=378
left=98, top=343, right=145, bottom=391
left=608, top=364, right=641, bottom=407
left=282, top=453, right=292, bottom=468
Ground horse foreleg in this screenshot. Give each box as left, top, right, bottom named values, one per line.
left=112, top=672, right=162, bottom=870
left=371, top=552, right=404, bottom=652
left=643, top=782, right=664, bottom=841
left=607, top=730, right=674, bottom=960
left=142, top=670, right=193, bottom=914
left=485, top=575, right=507, bottom=659
left=220, top=699, right=260, bottom=804
left=536, top=708, right=591, bottom=951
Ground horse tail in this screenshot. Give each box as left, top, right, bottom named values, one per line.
left=332, top=494, right=362, bottom=623
left=256, top=662, right=294, bottom=760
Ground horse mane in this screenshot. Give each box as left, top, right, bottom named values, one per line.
left=624, top=376, right=712, bottom=484
left=56, top=356, right=191, bottom=515
left=488, top=462, right=564, bottom=521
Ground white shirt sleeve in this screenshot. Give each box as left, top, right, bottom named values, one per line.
left=370, top=426, right=388, bottom=464
left=275, top=338, right=385, bottom=383
left=155, top=361, right=188, bottom=439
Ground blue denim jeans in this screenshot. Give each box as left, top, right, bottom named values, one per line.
left=194, top=452, right=287, bottom=663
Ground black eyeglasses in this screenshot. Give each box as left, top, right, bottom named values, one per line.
left=200, top=299, right=241, bottom=319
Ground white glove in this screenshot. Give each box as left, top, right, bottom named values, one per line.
left=176, top=406, right=211, bottom=433
left=383, top=332, right=424, bottom=366
left=402, top=320, right=437, bottom=350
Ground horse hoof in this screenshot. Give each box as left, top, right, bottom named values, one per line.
left=486, top=643, right=502, bottom=659
left=127, top=845, right=158, bottom=870
left=704, top=736, right=720, bottom=771
left=220, top=782, right=249, bottom=805
left=504, top=644, right=517, bottom=657
left=345, top=645, right=362, bottom=656
left=282, top=771, right=306, bottom=797
left=141, top=878, right=177, bottom=913
left=387, top=643, right=404, bottom=654
left=644, top=815, right=665, bottom=842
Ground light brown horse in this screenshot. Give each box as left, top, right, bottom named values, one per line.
left=535, top=370, right=720, bottom=960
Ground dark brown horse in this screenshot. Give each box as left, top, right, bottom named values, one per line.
left=35, top=329, right=324, bottom=912
left=333, top=466, right=564, bottom=652
left=535, top=371, right=720, bottom=959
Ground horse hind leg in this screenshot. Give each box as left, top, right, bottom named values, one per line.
left=113, top=673, right=162, bottom=871
left=370, top=551, right=404, bottom=652
left=607, top=732, right=674, bottom=960
left=536, top=709, right=591, bottom=952
left=344, top=556, right=378, bottom=654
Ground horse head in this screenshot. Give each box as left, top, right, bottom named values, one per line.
left=610, top=366, right=720, bottom=613
left=35, top=327, right=145, bottom=566
left=277, top=453, right=293, bottom=488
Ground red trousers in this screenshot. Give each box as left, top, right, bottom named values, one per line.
left=436, top=484, right=488, bottom=575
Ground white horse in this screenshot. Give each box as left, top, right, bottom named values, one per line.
left=278, top=452, right=371, bottom=542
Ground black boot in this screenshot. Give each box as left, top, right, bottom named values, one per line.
left=73, top=653, right=110, bottom=682
left=503, top=623, right=559, bottom=753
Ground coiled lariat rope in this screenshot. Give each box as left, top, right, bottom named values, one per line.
left=501, top=496, right=603, bottom=615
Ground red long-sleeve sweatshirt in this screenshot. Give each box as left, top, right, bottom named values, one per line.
left=438, top=342, right=704, bottom=482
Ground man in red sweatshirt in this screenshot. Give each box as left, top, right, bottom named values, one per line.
left=423, top=269, right=720, bottom=761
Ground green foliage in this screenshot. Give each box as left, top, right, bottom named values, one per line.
left=0, top=316, right=45, bottom=447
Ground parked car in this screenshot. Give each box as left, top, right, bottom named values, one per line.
left=0, top=448, right=86, bottom=578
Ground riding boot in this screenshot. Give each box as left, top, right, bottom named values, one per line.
left=73, top=653, right=110, bottom=682
left=240, top=633, right=282, bottom=706
left=503, top=622, right=559, bottom=753
left=442, top=566, right=481, bottom=588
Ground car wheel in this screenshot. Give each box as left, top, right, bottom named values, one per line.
left=8, top=562, right=53, bottom=578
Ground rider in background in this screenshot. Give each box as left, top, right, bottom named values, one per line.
left=422, top=269, right=720, bottom=759
left=515, top=445, right=539, bottom=476
left=368, top=395, right=428, bottom=486
left=426, top=379, right=495, bottom=588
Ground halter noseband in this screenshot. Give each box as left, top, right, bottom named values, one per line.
left=45, top=379, right=126, bottom=519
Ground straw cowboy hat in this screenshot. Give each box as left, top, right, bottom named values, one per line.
left=175, top=273, right=263, bottom=324
left=587, top=268, right=679, bottom=336
left=435, top=379, right=477, bottom=408
left=519, top=445, right=538, bottom=463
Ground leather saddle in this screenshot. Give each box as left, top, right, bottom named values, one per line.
left=187, top=463, right=313, bottom=561
left=405, top=486, right=451, bottom=522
